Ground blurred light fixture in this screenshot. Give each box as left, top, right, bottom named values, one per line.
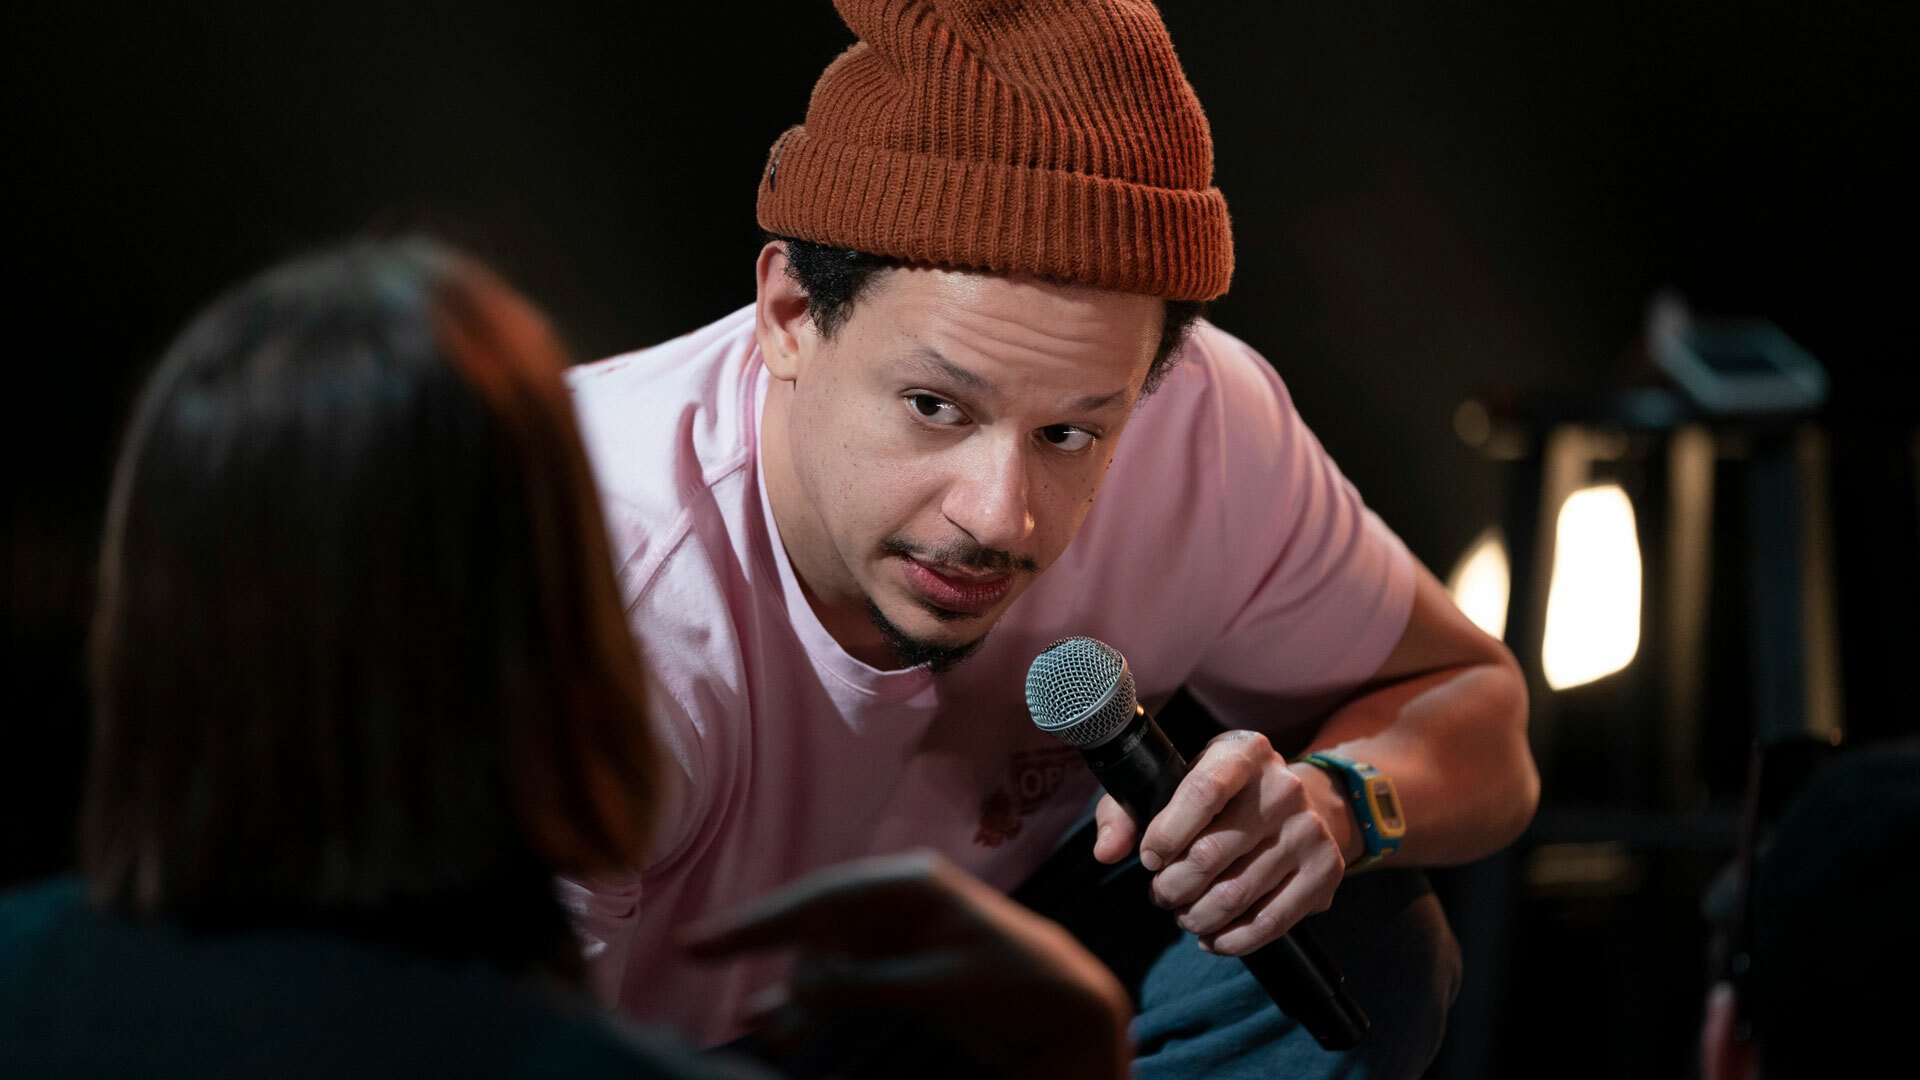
left=1542, top=484, right=1642, bottom=690
left=1447, top=528, right=1511, bottom=640
left=1441, top=294, right=1855, bottom=1076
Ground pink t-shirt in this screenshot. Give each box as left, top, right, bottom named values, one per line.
left=563, top=305, right=1415, bottom=1045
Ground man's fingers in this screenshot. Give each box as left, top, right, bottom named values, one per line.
left=1146, top=775, right=1282, bottom=910
left=1148, top=818, right=1262, bottom=909
left=1200, top=858, right=1338, bottom=957
left=1092, top=795, right=1136, bottom=864
left=1193, top=811, right=1344, bottom=951
left=1138, top=732, right=1265, bottom=871
left=1200, top=878, right=1303, bottom=957
left=1173, top=835, right=1285, bottom=936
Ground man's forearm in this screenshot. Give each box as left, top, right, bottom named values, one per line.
left=1292, top=658, right=1536, bottom=870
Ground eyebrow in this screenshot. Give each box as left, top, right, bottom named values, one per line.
left=1070, top=387, right=1128, bottom=413
left=903, top=345, right=1129, bottom=415
left=906, top=346, right=989, bottom=390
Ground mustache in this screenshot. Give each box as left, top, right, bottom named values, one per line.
left=882, top=536, right=1039, bottom=575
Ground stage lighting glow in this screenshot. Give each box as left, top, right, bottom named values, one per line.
left=1542, top=484, right=1642, bottom=690
left=1447, top=529, right=1510, bottom=640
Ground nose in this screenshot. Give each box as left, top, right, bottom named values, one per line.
left=941, top=432, right=1035, bottom=555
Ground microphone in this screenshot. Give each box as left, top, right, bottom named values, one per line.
left=1025, top=636, right=1369, bottom=1051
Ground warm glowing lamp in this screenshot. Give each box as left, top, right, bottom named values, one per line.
left=1541, top=484, right=1643, bottom=690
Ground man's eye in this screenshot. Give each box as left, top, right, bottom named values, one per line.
left=1039, top=425, right=1096, bottom=453
left=906, top=394, right=967, bottom=426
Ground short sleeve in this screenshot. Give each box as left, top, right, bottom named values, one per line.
left=1181, top=329, right=1416, bottom=733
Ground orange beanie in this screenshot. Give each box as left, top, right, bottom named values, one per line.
left=756, top=0, right=1233, bottom=302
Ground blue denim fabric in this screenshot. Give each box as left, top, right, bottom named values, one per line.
left=1128, top=869, right=1461, bottom=1080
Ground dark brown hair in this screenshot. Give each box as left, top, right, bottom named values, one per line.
left=81, top=239, right=654, bottom=970
left=773, top=235, right=1208, bottom=395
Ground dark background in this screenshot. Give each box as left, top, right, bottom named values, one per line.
left=7, top=3, right=1915, bottom=1077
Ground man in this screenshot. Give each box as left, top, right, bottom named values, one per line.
left=567, top=1, right=1536, bottom=1074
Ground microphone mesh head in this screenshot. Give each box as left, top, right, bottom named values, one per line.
left=1025, top=637, right=1138, bottom=748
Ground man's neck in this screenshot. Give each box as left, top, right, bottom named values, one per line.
left=760, top=378, right=900, bottom=669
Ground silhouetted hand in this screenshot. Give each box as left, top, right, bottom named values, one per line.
left=681, top=849, right=1130, bottom=1080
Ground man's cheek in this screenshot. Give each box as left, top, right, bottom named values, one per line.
left=1043, top=472, right=1104, bottom=529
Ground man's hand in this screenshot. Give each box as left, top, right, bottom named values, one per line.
left=1090, top=729, right=1351, bottom=956
left=680, top=850, right=1130, bottom=1080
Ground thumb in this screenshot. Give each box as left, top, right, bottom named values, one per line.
left=1091, top=795, right=1137, bottom=864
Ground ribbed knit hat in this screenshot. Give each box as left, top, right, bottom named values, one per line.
left=757, top=0, right=1233, bottom=301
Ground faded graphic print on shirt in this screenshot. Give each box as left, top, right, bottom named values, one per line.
left=974, top=746, right=1084, bottom=847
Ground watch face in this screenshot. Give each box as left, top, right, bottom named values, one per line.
left=1365, top=778, right=1407, bottom=836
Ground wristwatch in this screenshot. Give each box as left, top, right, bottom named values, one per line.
left=1299, top=753, right=1406, bottom=871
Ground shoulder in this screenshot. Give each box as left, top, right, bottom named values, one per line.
left=1112, top=319, right=1303, bottom=491
left=1108, top=319, right=1308, bottom=503
left=1173, top=319, right=1286, bottom=388
left=1029, top=323, right=1306, bottom=650
left=1137, top=319, right=1298, bottom=444
left=567, top=305, right=761, bottom=597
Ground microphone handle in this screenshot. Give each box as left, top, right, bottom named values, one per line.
left=1081, top=709, right=1370, bottom=1051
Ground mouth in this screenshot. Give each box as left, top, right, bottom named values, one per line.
left=898, top=555, right=1016, bottom=617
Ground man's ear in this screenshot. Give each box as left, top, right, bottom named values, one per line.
left=1701, top=982, right=1758, bottom=1080
left=755, top=241, right=811, bottom=383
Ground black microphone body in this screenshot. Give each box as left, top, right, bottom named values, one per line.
left=1076, top=706, right=1186, bottom=828
left=1086, top=705, right=1367, bottom=1050
left=1027, top=639, right=1369, bottom=1051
